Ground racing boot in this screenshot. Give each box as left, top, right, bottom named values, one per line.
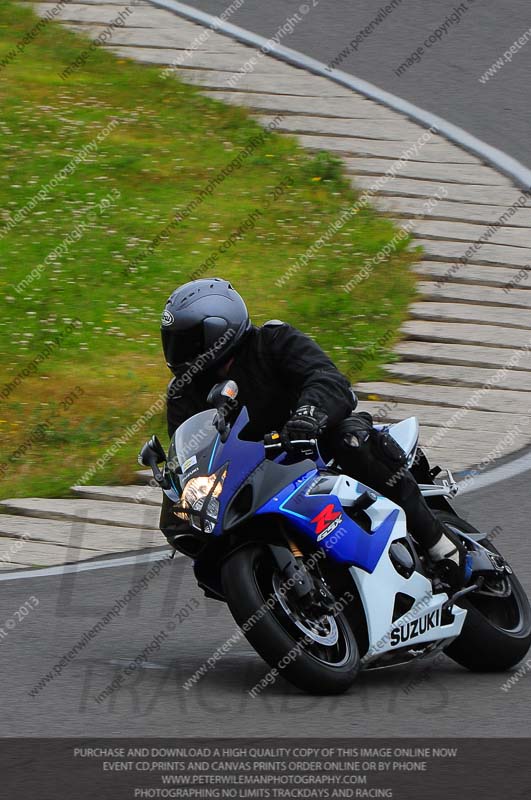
left=428, top=527, right=468, bottom=593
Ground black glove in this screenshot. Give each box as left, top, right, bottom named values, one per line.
left=281, top=405, right=328, bottom=452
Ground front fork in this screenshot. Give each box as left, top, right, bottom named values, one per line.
left=268, top=541, right=336, bottom=615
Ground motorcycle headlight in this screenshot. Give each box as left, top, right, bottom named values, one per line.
left=175, top=467, right=227, bottom=533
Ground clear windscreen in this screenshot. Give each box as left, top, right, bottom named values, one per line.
left=167, top=409, right=218, bottom=486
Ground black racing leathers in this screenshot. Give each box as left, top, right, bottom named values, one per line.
left=167, top=321, right=356, bottom=441
left=160, top=321, right=444, bottom=550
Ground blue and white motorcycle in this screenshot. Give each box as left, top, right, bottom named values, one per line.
left=140, top=381, right=531, bottom=694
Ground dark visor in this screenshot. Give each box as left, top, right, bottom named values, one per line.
left=161, top=325, right=204, bottom=367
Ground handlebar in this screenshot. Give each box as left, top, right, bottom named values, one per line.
left=264, top=432, right=318, bottom=451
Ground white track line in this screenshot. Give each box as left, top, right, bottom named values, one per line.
left=458, top=450, right=531, bottom=494
left=2, top=454, right=527, bottom=582
left=0, top=548, right=175, bottom=581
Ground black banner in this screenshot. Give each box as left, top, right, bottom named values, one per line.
left=1, top=738, right=528, bottom=799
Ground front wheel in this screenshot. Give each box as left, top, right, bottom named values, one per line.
left=221, top=544, right=359, bottom=694
left=435, top=511, right=531, bottom=671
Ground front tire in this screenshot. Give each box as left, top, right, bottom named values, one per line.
left=435, top=511, right=531, bottom=671
left=221, top=543, right=359, bottom=694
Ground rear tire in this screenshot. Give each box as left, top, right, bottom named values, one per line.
left=435, top=511, right=531, bottom=671
left=221, top=543, right=359, bottom=694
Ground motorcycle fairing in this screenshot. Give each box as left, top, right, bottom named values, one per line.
left=210, top=408, right=411, bottom=574
left=256, top=473, right=467, bottom=658
left=350, top=495, right=467, bottom=663
left=168, top=406, right=320, bottom=537
left=165, top=407, right=266, bottom=537
left=256, top=474, right=400, bottom=573
left=208, top=407, right=307, bottom=537
left=165, top=404, right=468, bottom=662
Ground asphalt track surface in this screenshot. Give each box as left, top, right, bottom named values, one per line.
left=2, top=466, right=531, bottom=737
left=183, top=0, right=531, bottom=169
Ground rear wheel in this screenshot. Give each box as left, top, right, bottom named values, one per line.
left=221, top=543, right=359, bottom=694
left=435, top=511, right=531, bottom=671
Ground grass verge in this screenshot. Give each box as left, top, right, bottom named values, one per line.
left=0, top=0, right=417, bottom=499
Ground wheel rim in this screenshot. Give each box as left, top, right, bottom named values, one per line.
left=272, top=572, right=339, bottom=646
left=253, top=555, right=352, bottom=668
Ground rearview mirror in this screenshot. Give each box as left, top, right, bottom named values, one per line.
left=207, top=381, right=239, bottom=443
left=138, top=435, right=167, bottom=484
left=207, top=380, right=239, bottom=409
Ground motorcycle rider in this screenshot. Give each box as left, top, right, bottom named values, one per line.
left=158, top=278, right=465, bottom=589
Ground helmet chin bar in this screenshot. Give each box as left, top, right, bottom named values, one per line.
left=168, top=359, right=221, bottom=382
